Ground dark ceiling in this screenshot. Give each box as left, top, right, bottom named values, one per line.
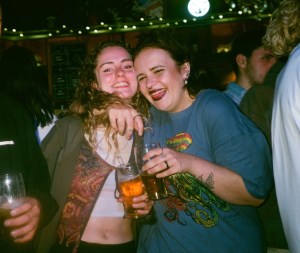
left=1, top=0, right=242, bottom=31
left=1, top=0, right=281, bottom=31
left=2, top=0, right=133, bottom=30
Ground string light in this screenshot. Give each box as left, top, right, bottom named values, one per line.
left=224, top=0, right=268, bottom=14
left=1, top=11, right=272, bottom=40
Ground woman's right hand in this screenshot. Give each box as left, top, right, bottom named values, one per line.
left=132, top=194, right=154, bottom=216
left=107, top=104, right=144, bottom=139
left=117, top=194, right=153, bottom=216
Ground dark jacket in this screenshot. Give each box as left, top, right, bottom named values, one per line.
left=0, top=93, right=58, bottom=253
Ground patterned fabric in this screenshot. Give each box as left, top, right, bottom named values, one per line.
left=165, top=132, right=229, bottom=227
left=163, top=173, right=230, bottom=228
left=56, top=139, right=115, bottom=253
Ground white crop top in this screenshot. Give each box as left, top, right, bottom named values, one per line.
left=89, top=128, right=133, bottom=217
left=91, top=171, right=124, bottom=217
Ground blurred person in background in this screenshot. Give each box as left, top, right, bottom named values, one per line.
left=263, top=0, right=300, bottom=252
left=223, top=30, right=277, bottom=105
left=223, top=28, right=286, bottom=251
left=0, top=45, right=56, bottom=143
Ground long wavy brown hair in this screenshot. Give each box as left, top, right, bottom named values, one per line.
left=263, top=0, right=300, bottom=57
left=69, top=41, right=149, bottom=151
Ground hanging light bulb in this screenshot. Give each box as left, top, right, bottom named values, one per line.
left=187, top=0, right=210, bottom=17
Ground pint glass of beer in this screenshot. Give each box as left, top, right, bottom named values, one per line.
left=0, top=173, right=26, bottom=240
left=116, top=163, right=146, bottom=219
left=135, top=143, right=168, bottom=200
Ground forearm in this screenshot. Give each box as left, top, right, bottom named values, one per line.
left=186, top=155, right=264, bottom=206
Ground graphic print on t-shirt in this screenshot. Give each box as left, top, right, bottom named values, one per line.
left=161, top=132, right=229, bottom=227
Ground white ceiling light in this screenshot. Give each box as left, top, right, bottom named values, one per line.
left=187, top=0, right=210, bottom=17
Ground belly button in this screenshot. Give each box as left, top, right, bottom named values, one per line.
left=103, top=230, right=109, bottom=240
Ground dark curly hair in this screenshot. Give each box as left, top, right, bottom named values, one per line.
left=133, top=30, right=201, bottom=97
left=0, top=46, right=54, bottom=128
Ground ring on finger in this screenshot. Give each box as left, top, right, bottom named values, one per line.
left=164, top=161, right=170, bottom=169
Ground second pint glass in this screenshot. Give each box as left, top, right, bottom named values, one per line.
left=135, top=143, right=168, bottom=200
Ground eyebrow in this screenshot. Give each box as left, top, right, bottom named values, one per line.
left=99, top=58, right=133, bottom=68
left=261, top=53, right=275, bottom=58
left=151, top=65, right=164, bottom=70
left=136, top=65, right=165, bottom=78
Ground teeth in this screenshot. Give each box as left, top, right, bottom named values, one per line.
left=114, top=82, right=128, bottom=88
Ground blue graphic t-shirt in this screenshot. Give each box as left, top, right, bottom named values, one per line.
left=139, top=89, right=273, bottom=253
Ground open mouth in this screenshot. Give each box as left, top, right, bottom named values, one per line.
left=149, top=88, right=166, bottom=101
left=113, top=82, right=129, bottom=88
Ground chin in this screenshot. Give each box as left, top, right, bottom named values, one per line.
left=119, top=92, right=135, bottom=99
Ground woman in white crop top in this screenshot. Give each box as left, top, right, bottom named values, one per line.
left=39, top=41, right=153, bottom=253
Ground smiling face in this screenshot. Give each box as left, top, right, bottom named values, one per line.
left=134, top=47, right=193, bottom=113
left=94, top=46, right=138, bottom=99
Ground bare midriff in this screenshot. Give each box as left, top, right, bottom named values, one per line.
left=81, top=217, right=133, bottom=244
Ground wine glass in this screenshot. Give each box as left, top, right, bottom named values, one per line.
left=0, top=173, right=26, bottom=240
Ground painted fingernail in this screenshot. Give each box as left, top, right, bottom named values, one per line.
left=4, top=220, right=10, bottom=226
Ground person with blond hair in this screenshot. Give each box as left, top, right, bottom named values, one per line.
left=263, top=0, right=300, bottom=252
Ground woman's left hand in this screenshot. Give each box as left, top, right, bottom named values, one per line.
left=143, top=147, right=266, bottom=206
left=4, top=197, right=41, bottom=243
left=142, top=147, right=189, bottom=178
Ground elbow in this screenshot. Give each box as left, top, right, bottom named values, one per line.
left=251, top=197, right=265, bottom=207
left=243, top=179, right=273, bottom=207
left=240, top=192, right=266, bottom=207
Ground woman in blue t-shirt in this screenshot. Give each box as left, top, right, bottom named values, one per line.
left=109, top=31, right=273, bottom=253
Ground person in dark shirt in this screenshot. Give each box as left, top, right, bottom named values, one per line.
left=0, top=93, right=58, bottom=253
left=0, top=45, right=56, bottom=143
left=240, top=60, right=286, bottom=145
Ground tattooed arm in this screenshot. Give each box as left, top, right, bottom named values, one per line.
left=141, top=147, right=264, bottom=207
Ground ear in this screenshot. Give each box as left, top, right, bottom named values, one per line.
left=181, top=62, right=191, bottom=79
left=236, top=54, right=247, bottom=69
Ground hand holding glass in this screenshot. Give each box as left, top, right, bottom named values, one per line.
left=0, top=173, right=26, bottom=241
left=136, top=143, right=168, bottom=200
left=116, top=163, right=146, bottom=219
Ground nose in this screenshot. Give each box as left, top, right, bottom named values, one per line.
left=116, top=67, right=125, bottom=77
left=145, top=75, right=156, bottom=89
